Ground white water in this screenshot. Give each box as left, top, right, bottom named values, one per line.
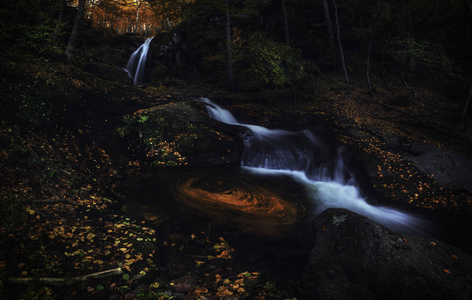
left=125, top=37, right=154, bottom=85
left=198, top=97, right=422, bottom=232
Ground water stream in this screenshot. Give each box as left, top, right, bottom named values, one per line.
left=198, top=97, right=422, bottom=233
left=124, top=37, right=154, bottom=85
left=117, top=97, right=427, bottom=278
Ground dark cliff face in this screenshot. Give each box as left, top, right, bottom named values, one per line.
left=303, top=208, right=472, bottom=300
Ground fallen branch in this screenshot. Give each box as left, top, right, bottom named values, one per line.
left=9, top=267, right=123, bottom=286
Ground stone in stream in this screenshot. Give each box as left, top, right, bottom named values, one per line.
left=303, top=208, right=472, bottom=300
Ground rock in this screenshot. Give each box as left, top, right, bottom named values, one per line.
left=303, top=208, right=472, bottom=300
left=123, top=293, right=135, bottom=300
left=116, top=100, right=244, bottom=166
left=171, top=275, right=196, bottom=293
left=83, top=62, right=128, bottom=81
left=173, top=294, right=195, bottom=300
left=405, top=143, right=472, bottom=193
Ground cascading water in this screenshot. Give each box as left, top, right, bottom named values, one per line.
left=198, top=97, right=422, bottom=233
left=124, top=37, right=154, bottom=85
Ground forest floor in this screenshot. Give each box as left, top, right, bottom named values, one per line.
left=1, top=50, right=472, bottom=299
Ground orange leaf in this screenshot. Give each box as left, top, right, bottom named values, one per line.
left=444, top=269, right=451, bottom=274
left=451, top=255, right=459, bottom=260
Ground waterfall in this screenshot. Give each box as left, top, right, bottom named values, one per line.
left=198, top=97, right=423, bottom=233
left=125, top=37, right=154, bottom=85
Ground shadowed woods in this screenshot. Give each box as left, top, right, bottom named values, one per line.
left=1, top=0, right=472, bottom=298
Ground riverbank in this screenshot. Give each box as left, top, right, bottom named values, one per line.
left=1, top=48, right=472, bottom=299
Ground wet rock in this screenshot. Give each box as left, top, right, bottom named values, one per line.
left=405, top=143, right=472, bottom=193
left=303, top=208, right=472, bottom=300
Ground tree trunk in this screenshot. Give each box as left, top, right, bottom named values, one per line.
left=322, top=0, right=334, bottom=49
left=52, top=2, right=64, bottom=41
left=366, top=31, right=374, bottom=94
left=467, top=0, right=472, bottom=17
left=225, top=0, right=234, bottom=87
left=332, top=0, right=349, bottom=83
left=407, top=9, right=416, bottom=73
left=65, top=0, right=86, bottom=61
left=462, top=0, right=472, bottom=130
left=281, top=0, right=290, bottom=46
left=366, top=6, right=384, bottom=95
left=135, top=0, right=141, bottom=33
left=461, top=82, right=472, bottom=130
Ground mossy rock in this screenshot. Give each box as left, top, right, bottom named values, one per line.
left=116, top=100, right=243, bottom=167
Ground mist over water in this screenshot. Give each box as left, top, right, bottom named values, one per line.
left=198, top=97, right=423, bottom=233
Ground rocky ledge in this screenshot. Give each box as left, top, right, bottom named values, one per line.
left=303, top=208, right=472, bottom=300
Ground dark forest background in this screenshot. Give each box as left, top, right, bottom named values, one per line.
left=1, top=0, right=471, bottom=122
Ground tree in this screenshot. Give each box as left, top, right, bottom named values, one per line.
left=65, top=0, right=86, bottom=61
left=135, top=0, right=141, bottom=33
left=332, top=0, right=349, bottom=83
left=365, top=3, right=386, bottom=95
left=321, top=0, right=334, bottom=48
left=281, top=0, right=290, bottom=46
left=225, top=0, right=234, bottom=87
left=462, top=0, right=472, bottom=130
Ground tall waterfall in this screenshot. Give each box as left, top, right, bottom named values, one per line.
left=125, top=37, right=154, bottom=85
left=198, top=97, right=422, bottom=233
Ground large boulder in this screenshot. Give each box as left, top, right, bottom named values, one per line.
left=303, top=208, right=472, bottom=300
left=116, top=100, right=244, bottom=167
left=404, top=143, right=472, bottom=193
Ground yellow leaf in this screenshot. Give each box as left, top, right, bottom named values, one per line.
left=195, top=260, right=205, bottom=266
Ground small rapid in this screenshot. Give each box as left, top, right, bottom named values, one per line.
left=198, top=97, right=423, bottom=233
